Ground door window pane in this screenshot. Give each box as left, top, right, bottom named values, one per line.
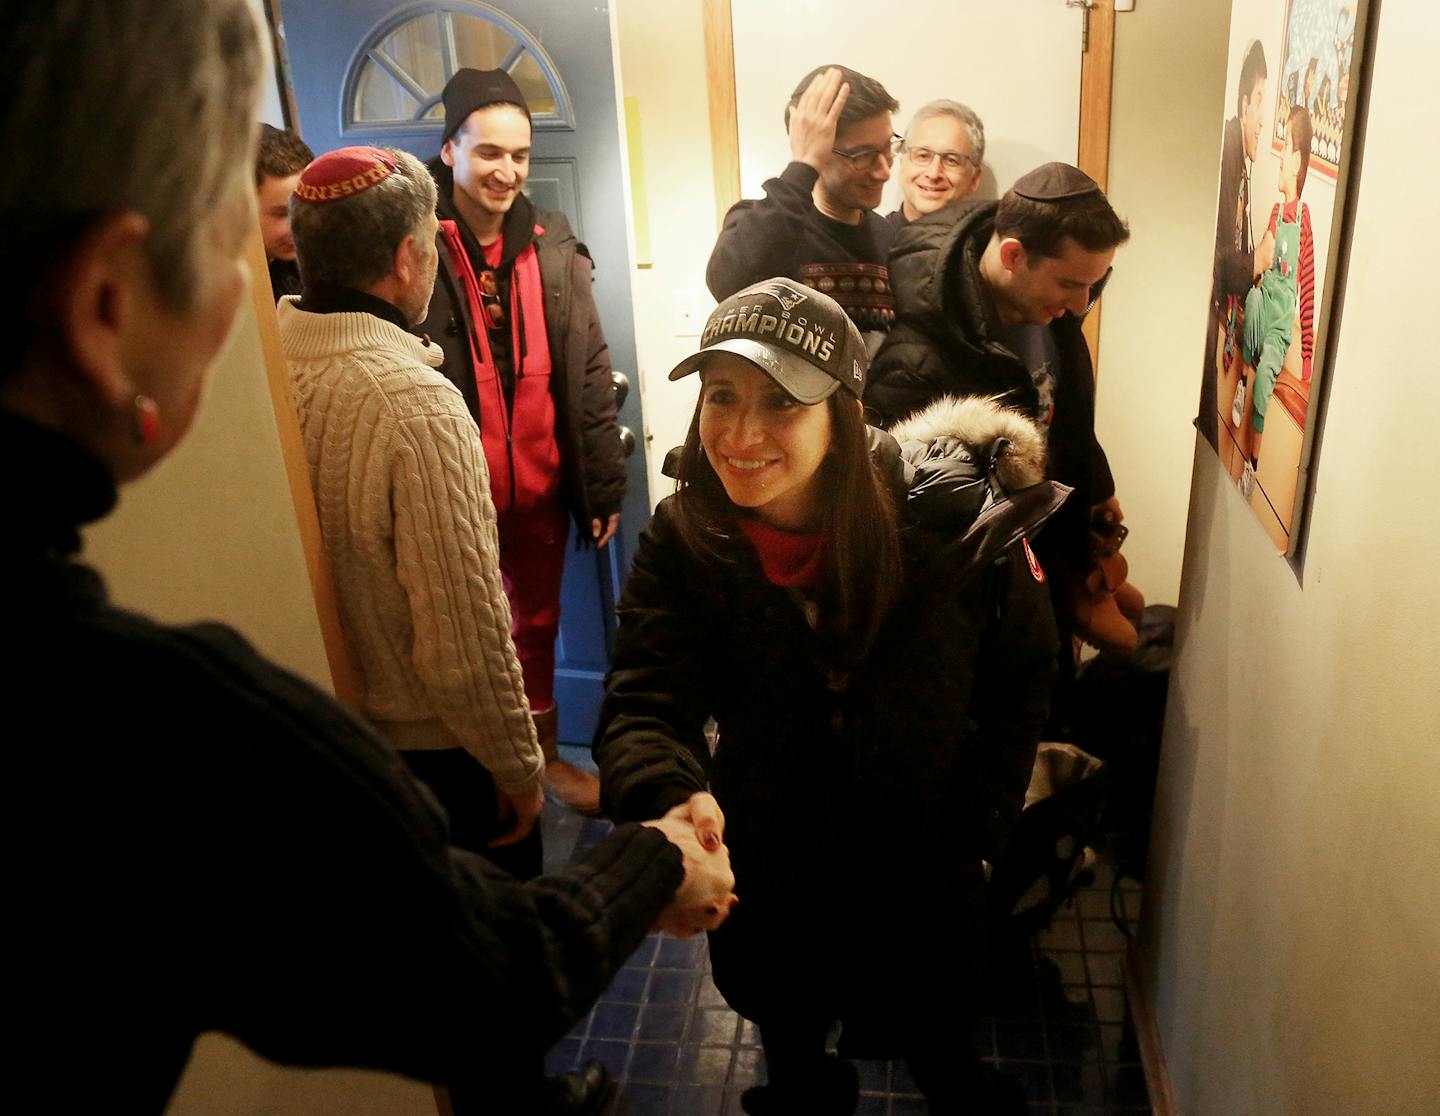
left=510, top=51, right=558, bottom=117
left=354, top=59, right=421, bottom=124
left=346, top=3, right=571, bottom=130
left=449, top=15, right=517, bottom=71
left=376, top=16, right=447, bottom=96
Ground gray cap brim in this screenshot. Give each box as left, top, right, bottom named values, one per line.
left=667, top=338, right=840, bottom=405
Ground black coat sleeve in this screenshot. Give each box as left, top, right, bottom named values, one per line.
left=568, top=246, right=627, bottom=522
left=1021, top=318, right=1114, bottom=533
left=594, top=502, right=714, bottom=822
left=69, top=615, right=682, bottom=1089
left=705, top=162, right=821, bottom=299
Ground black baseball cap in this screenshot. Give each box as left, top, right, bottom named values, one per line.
left=669, top=278, right=868, bottom=403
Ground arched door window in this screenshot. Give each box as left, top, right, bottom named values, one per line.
left=344, top=2, right=573, bottom=132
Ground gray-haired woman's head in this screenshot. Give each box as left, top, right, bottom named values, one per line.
left=2, top=0, right=265, bottom=334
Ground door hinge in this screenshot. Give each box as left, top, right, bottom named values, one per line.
left=1067, top=0, right=1095, bottom=52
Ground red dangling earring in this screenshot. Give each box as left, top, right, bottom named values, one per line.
left=132, top=395, right=161, bottom=444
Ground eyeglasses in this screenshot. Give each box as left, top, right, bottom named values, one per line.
left=831, top=134, right=903, bottom=171
left=903, top=145, right=980, bottom=172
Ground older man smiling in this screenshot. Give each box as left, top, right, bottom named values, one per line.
left=889, top=99, right=986, bottom=229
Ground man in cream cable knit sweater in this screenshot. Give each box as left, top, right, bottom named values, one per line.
left=279, top=147, right=669, bottom=1113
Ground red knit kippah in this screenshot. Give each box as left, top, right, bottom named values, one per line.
left=295, top=147, right=397, bottom=203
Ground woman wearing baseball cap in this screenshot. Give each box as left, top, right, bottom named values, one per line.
left=596, top=278, right=1069, bottom=1113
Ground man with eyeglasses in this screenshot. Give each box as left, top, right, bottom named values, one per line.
left=706, top=65, right=900, bottom=343
left=869, top=163, right=1132, bottom=727
left=888, top=100, right=985, bottom=230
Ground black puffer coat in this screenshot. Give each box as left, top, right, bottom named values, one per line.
left=867, top=201, right=1114, bottom=567
left=595, top=397, right=1067, bottom=1033
left=418, top=161, right=626, bottom=532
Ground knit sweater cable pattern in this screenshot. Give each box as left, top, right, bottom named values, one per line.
left=278, top=299, right=542, bottom=792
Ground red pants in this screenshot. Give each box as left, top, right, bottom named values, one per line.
left=497, top=500, right=570, bottom=712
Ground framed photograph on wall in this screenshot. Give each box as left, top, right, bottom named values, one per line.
left=1194, top=0, right=1372, bottom=558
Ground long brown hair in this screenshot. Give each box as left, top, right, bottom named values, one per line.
left=671, top=384, right=903, bottom=665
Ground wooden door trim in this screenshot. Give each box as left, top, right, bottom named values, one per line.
left=1126, top=944, right=1179, bottom=1116
left=245, top=228, right=363, bottom=706
left=264, top=0, right=304, bottom=133
left=702, top=0, right=741, bottom=230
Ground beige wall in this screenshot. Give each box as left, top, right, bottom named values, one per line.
left=1140, top=2, right=1440, bottom=1113
left=1095, top=0, right=1233, bottom=606
left=614, top=0, right=715, bottom=497
left=730, top=0, right=1083, bottom=209
left=167, top=1034, right=435, bottom=1116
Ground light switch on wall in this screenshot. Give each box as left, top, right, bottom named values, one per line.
left=1116, top=0, right=1136, bottom=11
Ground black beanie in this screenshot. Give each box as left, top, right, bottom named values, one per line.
left=441, top=68, right=531, bottom=143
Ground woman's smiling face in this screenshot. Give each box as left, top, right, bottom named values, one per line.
left=698, top=355, right=833, bottom=531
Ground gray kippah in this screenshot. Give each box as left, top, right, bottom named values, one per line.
left=1012, top=162, right=1100, bottom=201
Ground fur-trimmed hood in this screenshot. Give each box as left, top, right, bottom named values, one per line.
left=872, top=394, right=1071, bottom=576
left=889, top=394, right=1047, bottom=493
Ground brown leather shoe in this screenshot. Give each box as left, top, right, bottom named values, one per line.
left=534, top=706, right=602, bottom=816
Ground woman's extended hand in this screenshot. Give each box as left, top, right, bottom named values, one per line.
left=666, top=791, right=726, bottom=852
left=644, top=807, right=738, bottom=937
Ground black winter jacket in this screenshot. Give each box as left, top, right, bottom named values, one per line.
left=5, top=410, right=680, bottom=1111
left=867, top=201, right=1114, bottom=565
left=595, top=397, right=1066, bottom=1027
left=418, top=161, right=626, bottom=532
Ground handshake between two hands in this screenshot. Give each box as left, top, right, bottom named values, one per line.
left=642, top=792, right=739, bottom=938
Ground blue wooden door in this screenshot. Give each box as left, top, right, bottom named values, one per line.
left=278, top=0, right=646, bottom=744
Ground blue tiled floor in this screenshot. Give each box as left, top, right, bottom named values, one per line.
left=540, top=782, right=1152, bottom=1115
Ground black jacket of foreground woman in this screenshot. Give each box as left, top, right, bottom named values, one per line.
left=4, top=409, right=680, bottom=1112
left=595, top=397, right=1066, bottom=1037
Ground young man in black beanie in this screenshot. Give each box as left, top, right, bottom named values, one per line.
left=416, top=69, right=626, bottom=825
